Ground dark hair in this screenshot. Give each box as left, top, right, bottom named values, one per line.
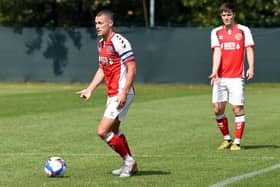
left=220, top=1, right=237, bottom=13
left=96, top=9, right=114, bottom=22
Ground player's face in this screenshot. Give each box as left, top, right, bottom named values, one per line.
left=95, top=15, right=113, bottom=38
left=221, top=10, right=235, bottom=27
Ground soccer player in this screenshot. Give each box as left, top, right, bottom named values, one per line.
left=209, top=2, right=255, bottom=151
left=77, top=10, right=138, bottom=177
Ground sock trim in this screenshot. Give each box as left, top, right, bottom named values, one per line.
left=235, top=115, right=245, bottom=122
left=105, top=132, right=114, bottom=142
left=215, top=114, right=226, bottom=120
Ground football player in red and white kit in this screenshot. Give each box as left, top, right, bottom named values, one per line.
left=77, top=10, right=138, bottom=176
left=209, top=2, right=255, bottom=151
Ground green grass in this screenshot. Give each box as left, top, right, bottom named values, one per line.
left=0, top=82, right=280, bottom=187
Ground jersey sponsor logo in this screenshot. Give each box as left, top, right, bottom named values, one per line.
left=99, top=56, right=107, bottom=63
left=99, top=56, right=113, bottom=66
left=222, top=42, right=240, bottom=50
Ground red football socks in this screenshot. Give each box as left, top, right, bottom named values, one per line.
left=119, top=134, right=132, bottom=156
left=234, top=115, right=245, bottom=140
left=106, top=132, right=131, bottom=158
left=216, top=115, right=230, bottom=138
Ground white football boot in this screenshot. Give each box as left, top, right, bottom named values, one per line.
left=112, top=160, right=138, bottom=177
left=112, top=167, right=122, bottom=176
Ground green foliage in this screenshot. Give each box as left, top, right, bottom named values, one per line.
left=0, top=0, right=94, bottom=27
left=181, top=0, right=280, bottom=27
left=0, top=0, right=280, bottom=27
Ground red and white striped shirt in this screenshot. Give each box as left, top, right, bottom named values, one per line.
left=98, top=33, right=135, bottom=97
left=211, top=24, right=254, bottom=78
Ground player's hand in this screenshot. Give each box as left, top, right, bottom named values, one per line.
left=246, top=69, right=254, bottom=80
left=117, top=93, right=127, bottom=109
left=76, top=89, right=92, bottom=100
left=209, top=72, right=218, bottom=85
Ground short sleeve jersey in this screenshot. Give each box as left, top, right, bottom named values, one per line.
left=211, top=24, right=254, bottom=78
left=98, top=33, right=135, bottom=97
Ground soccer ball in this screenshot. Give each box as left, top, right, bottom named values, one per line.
left=44, top=156, right=67, bottom=177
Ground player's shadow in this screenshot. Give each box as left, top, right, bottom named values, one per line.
left=243, top=145, right=280, bottom=150
left=48, top=176, right=70, bottom=179
left=135, top=170, right=171, bottom=176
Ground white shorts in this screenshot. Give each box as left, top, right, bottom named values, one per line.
left=104, top=94, right=134, bottom=122
left=212, top=78, right=245, bottom=105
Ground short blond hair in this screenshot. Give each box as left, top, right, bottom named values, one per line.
left=96, top=10, right=114, bottom=22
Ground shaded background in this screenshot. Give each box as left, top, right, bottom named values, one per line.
left=0, top=27, right=279, bottom=83
left=0, top=0, right=279, bottom=83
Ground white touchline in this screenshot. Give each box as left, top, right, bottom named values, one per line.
left=209, top=163, right=280, bottom=187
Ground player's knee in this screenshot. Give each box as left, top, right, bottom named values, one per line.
left=232, top=106, right=244, bottom=115
left=213, top=103, right=225, bottom=115
left=97, top=128, right=108, bottom=139
left=213, top=107, right=224, bottom=115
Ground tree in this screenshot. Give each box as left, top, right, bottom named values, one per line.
left=0, top=0, right=280, bottom=28
left=180, top=0, right=280, bottom=27
left=0, top=0, right=94, bottom=27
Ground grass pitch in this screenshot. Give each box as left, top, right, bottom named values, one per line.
left=0, top=83, right=279, bottom=187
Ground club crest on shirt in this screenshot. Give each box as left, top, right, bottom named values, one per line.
left=106, top=46, right=114, bottom=54
left=235, top=33, right=242, bottom=40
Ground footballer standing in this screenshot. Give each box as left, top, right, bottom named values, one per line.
left=77, top=10, right=138, bottom=177
left=209, top=1, right=255, bottom=150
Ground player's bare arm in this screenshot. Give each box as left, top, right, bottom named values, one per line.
left=117, top=61, right=136, bottom=109
left=246, top=47, right=255, bottom=80
left=209, top=47, right=222, bottom=85
left=76, top=66, right=104, bottom=100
